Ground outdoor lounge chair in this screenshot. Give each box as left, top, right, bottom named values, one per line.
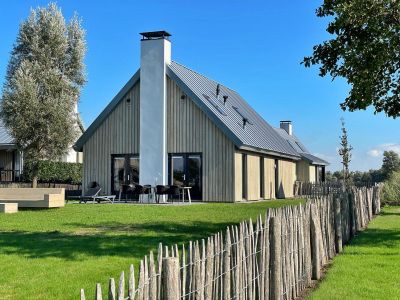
left=79, top=187, right=101, bottom=203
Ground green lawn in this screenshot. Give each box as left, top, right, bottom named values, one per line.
left=309, top=206, right=400, bottom=300
left=0, top=200, right=302, bottom=300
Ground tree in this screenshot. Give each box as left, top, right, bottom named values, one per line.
left=1, top=3, right=86, bottom=187
left=338, top=118, right=353, bottom=186
left=303, top=0, right=400, bottom=118
left=381, top=150, right=400, bottom=179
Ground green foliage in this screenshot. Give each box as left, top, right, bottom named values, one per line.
left=0, top=200, right=303, bottom=299
left=381, top=150, right=400, bottom=179
left=326, top=169, right=383, bottom=185
left=382, top=171, right=400, bottom=204
left=303, top=0, right=400, bottom=117
left=0, top=3, right=86, bottom=185
left=338, top=118, right=353, bottom=185
left=23, top=160, right=82, bottom=184
left=310, top=206, right=400, bottom=300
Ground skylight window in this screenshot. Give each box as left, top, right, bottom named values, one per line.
left=202, top=94, right=227, bottom=116
left=295, top=141, right=305, bottom=152
left=232, top=106, right=253, bottom=129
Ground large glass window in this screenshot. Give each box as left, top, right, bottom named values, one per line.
left=242, top=154, right=247, bottom=200
left=169, top=153, right=202, bottom=200
left=260, top=157, right=264, bottom=199
left=111, top=154, right=139, bottom=194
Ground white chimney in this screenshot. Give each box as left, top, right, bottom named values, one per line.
left=280, top=120, right=293, bottom=136
left=139, top=31, right=171, bottom=187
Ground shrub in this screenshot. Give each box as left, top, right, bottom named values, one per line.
left=381, top=171, right=400, bottom=204
left=23, top=160, right=82, bottom=184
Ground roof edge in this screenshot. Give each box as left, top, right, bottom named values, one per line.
left=74, top=70, right=140, bottom=151
left=238, top=145, right=301, bottom=160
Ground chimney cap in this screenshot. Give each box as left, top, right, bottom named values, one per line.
left=280, top=120, right=292, bottom=124
left=140, top=31, right=171, bottom=40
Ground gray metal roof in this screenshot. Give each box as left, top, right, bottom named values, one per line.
left=75, top=61, right=302, bottom=159
left=0, top=120, right=15, bottom=145
left=274, top=127, right=329, bottom=166
left=167, top=61, right=300, bottom=158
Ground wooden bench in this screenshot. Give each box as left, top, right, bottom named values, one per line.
left=0, top=188, right=65, bottom=208
left=0, top=203, right=18, bottom=213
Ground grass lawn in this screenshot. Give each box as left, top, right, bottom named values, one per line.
left=0, top=200, right=302, bottom=300
left=309, top=206, right=400, bottom=300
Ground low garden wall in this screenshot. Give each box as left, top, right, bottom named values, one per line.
left=80, top=185, right=382, bottom=300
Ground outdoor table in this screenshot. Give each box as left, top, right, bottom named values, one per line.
left=180, top=187, right=192, bottom=204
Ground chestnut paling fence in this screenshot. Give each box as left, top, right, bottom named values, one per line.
left=80, top=185, right=382, bottom=300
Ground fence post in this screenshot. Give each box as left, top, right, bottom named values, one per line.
left=334, top=194, right=343, bottom=253
left=95, top=283, right=102, bottom=300
left=310, top=205, right=321, bottom=280
left=80, top=289, right=86, bottom=300
left=108, top=278, right=116, bottom=300
left=269, top=216, right=282, bottom=300
left=161, top=257, right=180, bottom=300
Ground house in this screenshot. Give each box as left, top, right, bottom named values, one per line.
left=274, top=121, right=328, bottom=183
left=74, top=31, right=328, bottom=202
left=0, top=105, right=84, bottom=182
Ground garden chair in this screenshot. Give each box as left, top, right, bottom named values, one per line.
left=79, top=187, right=102, bottom=203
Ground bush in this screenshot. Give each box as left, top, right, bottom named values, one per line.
left=381, top=171, right=400, bottom=204
left=23, top=160, right=82, bottom=184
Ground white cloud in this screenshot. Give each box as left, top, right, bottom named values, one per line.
left=367, top=143, right=400, bottom=158
left=367, top=149, right=380, bottom=157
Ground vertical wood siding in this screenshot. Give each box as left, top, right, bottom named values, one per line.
left=246, top=154, right=260, bottom=201
left=234, top=151, right=295, bottom=201
left=167, top=77, right=235, bottom=202
left=263, top=157, right=276, bottom=200
left=309, top=165, right=316, bottom=183
left=82, top=83, right=140, bottom=193
left=277, top=159, right=296, bottom=198
left=234, top=152, right=243, bottom=202
left=296, top=160, right=310, bottom=182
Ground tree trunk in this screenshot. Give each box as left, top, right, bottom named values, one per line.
left=32, top=176, right=38, bottom=188
left=31, top=162, right=39, bottom=188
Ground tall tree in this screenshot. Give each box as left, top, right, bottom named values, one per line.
left=381, top=150, right=400, bottom=179
left=303, top=0, right=400, bottom=117
left=1, top=3, right=86, bottom=187
left=338, top=118, right=353, bottom=186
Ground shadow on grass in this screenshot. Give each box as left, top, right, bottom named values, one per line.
left=379, top=209, right=400, bottom=217
left=347, top=227, right=400, bottom=250
left=0, top=221, right=233, bottom=260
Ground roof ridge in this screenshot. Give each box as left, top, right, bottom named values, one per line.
left=171, top=61, right=237, bottom=93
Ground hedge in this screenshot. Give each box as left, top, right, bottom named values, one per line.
left=23, top=160, right=82, bottom=184
left=381, top=171, right=400, bottom=205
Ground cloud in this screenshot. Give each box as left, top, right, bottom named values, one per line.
left=367, top=143, right=400, bottom=158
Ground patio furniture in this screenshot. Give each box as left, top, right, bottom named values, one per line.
left=134, top=185, right=150, bottom=203
left=93, top=195, right=116, bottom=204
left=79, top=187, right=101, bottom=203
left=167, top=185, right=181, bottom=203
left=0, top=203, right=18, bottom=213
left=180, top=186, right=192, bottom=203
left=155, top=185, right=169, bottom=203
left=119, top=184, right=136, bottom=202
left=65, top=190, right=83, bottom=203
left=0, top=188, right=65, bottom=208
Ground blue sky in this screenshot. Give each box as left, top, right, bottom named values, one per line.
left=1, top=0, right=399, bottom=171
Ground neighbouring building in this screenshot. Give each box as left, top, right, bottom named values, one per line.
left=74, top=31, right=328, bottom=202
left=0, top=105, right=84, bottom=182
left=274, top=121, right=328, bottom=183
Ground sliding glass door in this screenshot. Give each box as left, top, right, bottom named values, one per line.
left=169, top=153, right=202, bottom=200
left=111, top=154, right=139, bottom=194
